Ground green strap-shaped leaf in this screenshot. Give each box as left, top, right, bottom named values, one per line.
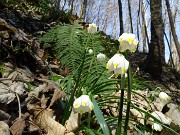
left=92, top=97, right=110, bottom=135
left=81, top=126, right=104, bottom=135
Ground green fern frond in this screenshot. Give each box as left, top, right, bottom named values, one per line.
left=39, top=23, right=111, bottom=90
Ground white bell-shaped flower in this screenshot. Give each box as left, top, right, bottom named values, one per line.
left=88, top=49, right=93, bottom=54
left=97, top=53, right=106, bottom=61
left=118, top=33, right=138, bottom=52
left=87, top=23, right=97, bottom=33
left=152, top=123, right=163, bottom=131
left=73, top=95, right=94, bottom=114
left=106, top=54, right=129, bottom=78
left=159, top=92, right=170, bottom=101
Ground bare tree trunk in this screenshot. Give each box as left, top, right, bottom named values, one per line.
left=141, top=20, right=147, bottom=52
left=141, top=1, right=149, bottom=52
left=96, top=2, right=102, bottom=25
left=165, top=0, right=180, bottom=60
left=118, top=0, right=124, bottom=35
left=102, top=0, right=111, bottom=33
left=127, top=0, right=133, bottom=33
left=144, top=0, right=164, bottom=80
left=80, top=0, right=87, bottom=21
left=164, top=30, right=175, bottom=67
left=172, top=0, right=180, bottom=71
left=69, top=0, right=75, bottom=13
left=113, top=14, right=118, bottom=38
left=136, top=0, right=141, bottom=51
left=55, top=0, right=61, bottom=10
left=167, top=0, right=178, bottom=69
left=102, top=15, right=108, bottom=32
left=62, top=0, right=67, bottom=11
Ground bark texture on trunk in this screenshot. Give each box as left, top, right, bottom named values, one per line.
left=118, top=0, right=124, bottom=35
left=165, top=0, right=180, bottom=58
left=144, top=0, right=164, bottom=80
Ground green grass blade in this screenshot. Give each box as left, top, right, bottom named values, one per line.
left=81, top=126, right=104, bottom=135
left=92, top=97, right=110, bottom=135
left=124, top=63, right=132, bottom=135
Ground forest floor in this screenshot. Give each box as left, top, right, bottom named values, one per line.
left=0, top=3, right=180, bottom=135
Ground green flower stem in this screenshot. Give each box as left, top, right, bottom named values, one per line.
left=61, top=50, right=86, bottom=125
left=116, top=75, right=125, bottom=135
left=124, top=63, right=132, bottom=135
left=78, top=113, right=81, bottom=127
left=62, top=32, right=93, bottom=125
left=88, top=112, right=91, bottom=129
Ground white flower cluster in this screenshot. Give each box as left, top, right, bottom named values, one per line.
left=118, top=33, right=138, bottom=53
left=152, top=123, right=163, bottom=131
left=151, top=92, right=171, bottom=131
left=106, top=33, right=138, bottom=78
left=73, top=95, right=94, bottom=114
left=159, top=92, right=170, bottom=101
left=88, top=49, right=93, bottom=54
left=106, top=54, right=129, bottom=78
left=149, top=92, right=171, bottom=131
left=87, top=23, right=97, bottom=33
left=97, top=53, right=106, bottom=61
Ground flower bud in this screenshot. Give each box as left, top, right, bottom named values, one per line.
left=97, top=53, right=106, bottom=61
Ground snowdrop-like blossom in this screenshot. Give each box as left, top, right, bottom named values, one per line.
left=87, top=23, right=97, bottom=33
left=159, top=92, right=170, bottom=101
left=97, top=53, right=106, bottom=61
left=151, top=111, right=171, bottom=125
left=88, top=49, right=93, bottom=54
left=106, top=54, right=129, bottom=78
left=152, top=123, right=163, bottom=131
left=118, top=33, right=138, bottom=52
left=73, top=95, right=94, bottom=114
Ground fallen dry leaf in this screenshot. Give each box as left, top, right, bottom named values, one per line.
left=10, top=118, right=26, bottom=135
left=25, top=83, right=47, bottom=103
left=0, top=82, right=25, bottom=104
left=8, top=68, right=34, bottom=82
left=0, top=109, right=11, bottom=120
left=0, top=18, right=17, bottom=32
left=0, top=83, right=16, bottom=104
left=27, top=104, right=66, bottom=135
left=65, top=111, right=79, bottom=133
left=27, top=103, right=75, bottom=135
left=166, top=103, right=180, bottom=126
left=0, top=121, right=10, bottom=135
left=40, top=94, right=49, bottom=109
left=48, top=89, right=66, bottom=108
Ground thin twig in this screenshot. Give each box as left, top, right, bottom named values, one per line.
left=15, top=93, right=22, bottom=118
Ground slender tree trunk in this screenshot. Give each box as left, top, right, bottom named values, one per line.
left=80, top=0, right=87, bottom=21
left=102, top=0, right=111, bottom=33
left=136, top=0, right=141, bottom=51
left=164, top=30, right=175, bottom=67
left=102, top=15, right=108, bottom=32
left=127, top=0, right=133, bottom=33
left=96, top=2, right=101, bottom=25
left=168, top=0, right=178, bottom=68
left=166, top=0, right=180, bottom=71
left=165, top=0, right=180, bottom=59
left=141, top=20, right=147, bottom=52
left=113, top=14, right=118, bottom=38
left=118, top=0, right=124, bottom=35
left=141, top=1, right=149, bottom=52
left=69, top=0, right=75, bottom=13
left=144, top=0, right=164, bottom=80
left=62, top=0, right=67, bottom=11
left=55, top=0, right=61, bottom=10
